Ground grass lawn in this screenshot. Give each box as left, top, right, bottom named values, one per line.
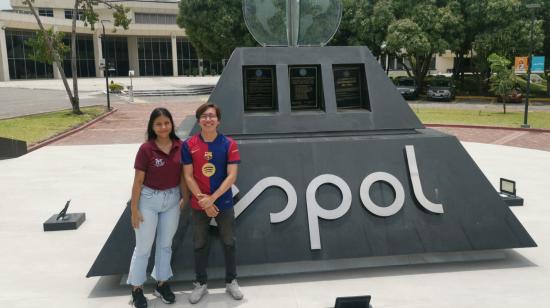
left=0, top=106, right=106, bottom=145
left=414, top=108, right=550, bottom=129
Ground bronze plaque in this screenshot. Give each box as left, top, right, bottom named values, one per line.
left=289, top=66, right=322, bottom=110
left=244, top=66, right=277, bottom=111
left=333, top=65, right=368, bottom=109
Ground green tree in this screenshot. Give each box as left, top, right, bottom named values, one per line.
left=331, top=0, right=394, bottom=60
left=178, top=0, right=256, bottom=62
left=451, top=0, right=544, bottom=94
left=24, top=0, right=130, bottom=114
left=385, top=0, right=462, bottom=89
left=488, top=53, right=516, bottom=114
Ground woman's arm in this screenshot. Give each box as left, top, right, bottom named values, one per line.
left=179, top=168, right=190, bottom=209
left=130, top=170, right=146, bottom=229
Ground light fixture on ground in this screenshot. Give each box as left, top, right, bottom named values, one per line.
left=499, top=178, right=524, bottom=206
left=522, top=2, right=541, bottom=128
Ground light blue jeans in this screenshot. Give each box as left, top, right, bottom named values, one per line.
left=127, top=186, right=181, bottom=286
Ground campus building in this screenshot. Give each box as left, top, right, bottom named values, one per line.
left=0, top=0, right=225, bottom=81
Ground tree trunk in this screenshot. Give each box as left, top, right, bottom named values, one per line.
left=26, top=1, right=79, bottom=114
left=71, top=0, right=81, bottom=114
left=545, top=71, right=550, bottom=97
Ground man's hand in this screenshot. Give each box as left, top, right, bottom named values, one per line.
left=198, top=194, right=215, bottom=209
left=131, top=209, right=144, bottom=229
left=204, top=204, right=219, bottom=217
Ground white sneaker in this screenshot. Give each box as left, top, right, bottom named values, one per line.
left=225, top=279, right=244, bottom=300
left=188, top=282, right=208, bottom=304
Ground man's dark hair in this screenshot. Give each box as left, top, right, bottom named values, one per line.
left=195, top=103, right=221, bottom=120
left=146, top=107, right=179, bottom=141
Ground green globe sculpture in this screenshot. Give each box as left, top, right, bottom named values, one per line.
left=243, top=0, right=342, bottom=47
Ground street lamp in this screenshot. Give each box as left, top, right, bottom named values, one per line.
left=522, top=3, right=541, bottom=128
left=99, top=20, right=115, bottom=111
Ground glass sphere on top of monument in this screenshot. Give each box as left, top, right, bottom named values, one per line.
left=243, top=0, right=342, bottom=47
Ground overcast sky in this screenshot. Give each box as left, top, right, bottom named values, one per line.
left=0, top=0, right=12, bottom=10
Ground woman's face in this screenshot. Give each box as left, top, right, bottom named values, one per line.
left=153, top=115, right=172, bottom=139
left=198, top=107, right=219, bottom=132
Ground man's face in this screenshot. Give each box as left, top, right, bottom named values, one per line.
left=198, top=107, right=219, bottom=132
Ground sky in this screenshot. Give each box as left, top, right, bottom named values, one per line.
left=0, top=0, right=11, bottom=10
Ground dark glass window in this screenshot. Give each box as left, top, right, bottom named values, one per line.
left=137, top=37, right=173, bottom=76
left=62, top=34, right=96, bottom=78
left=5, top=30, right=53, bottom=79
left=102, top=36, right=129, bottom=77
left=38, top=8, right=54, bottom=17
left=64, top=9, right=84, bottom=20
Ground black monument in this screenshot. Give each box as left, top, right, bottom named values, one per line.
left=88, top=0, right=535, bottom=279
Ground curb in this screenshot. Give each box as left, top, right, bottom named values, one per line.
left=27, top=108, right=118, bottom=153
left=426, top=123, right=550, bottom=133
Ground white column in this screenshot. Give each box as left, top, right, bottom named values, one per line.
left=93, top=31, right=103, bottom=77
left=127, top=36, right=139, bottom=76
left=0, top=23, right=10, bottom=81
left=171, top=33, right=178, bottom=76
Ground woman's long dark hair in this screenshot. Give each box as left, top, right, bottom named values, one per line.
left=146, top=107, right=179, bottom=141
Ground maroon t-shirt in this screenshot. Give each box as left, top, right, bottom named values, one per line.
left=134, top=139, right=183, bottom=190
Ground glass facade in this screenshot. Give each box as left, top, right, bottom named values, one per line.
left=102, top=37, right=130, bottom=77
left=138, top=37, right=173, bottom=76
left=62, top=35, right=96, bottom=78
left=5, top=30, right=53, bottom=79
left=176, top=39, right=200, bottom=76
left=134, top=13, right=177, bottom=25
left=64, top=9, right=85, bottom=20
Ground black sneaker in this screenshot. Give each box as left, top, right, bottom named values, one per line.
left=154, top=282, right=176, bottom=304
left=131, top=287, right=148, bottom=308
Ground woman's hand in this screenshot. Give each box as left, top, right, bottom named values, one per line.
left=179, top=198, right=186, bottom=210
left=131, top=209, right=144, bottom=229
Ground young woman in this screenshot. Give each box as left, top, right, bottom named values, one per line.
left=127, top=107, right=188, bottom=308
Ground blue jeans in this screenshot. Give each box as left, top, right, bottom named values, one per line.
left=127, top=186, right=181, bottom=286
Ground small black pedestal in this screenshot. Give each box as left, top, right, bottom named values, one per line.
left=43, top=213, right=86, bottom=231
left=500, top=193, right=524, bottom=206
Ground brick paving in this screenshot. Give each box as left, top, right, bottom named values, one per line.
left=53, top=99, right=550, bottom=152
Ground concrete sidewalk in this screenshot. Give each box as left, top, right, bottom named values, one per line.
left=0, top=142, right=548, bottom=308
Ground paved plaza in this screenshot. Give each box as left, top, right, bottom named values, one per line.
left=1, top=77, right=550, bottom=307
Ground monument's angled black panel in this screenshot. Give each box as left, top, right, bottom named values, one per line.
left=87, top=47, right=535, bottom=278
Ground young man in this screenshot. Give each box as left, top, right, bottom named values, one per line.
left=181, top=103, right=243, bottom=304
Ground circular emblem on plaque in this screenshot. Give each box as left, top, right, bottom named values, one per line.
left=299, top=68, right=307, bottom=76
left=202, top=163, right=216, bottom=177
left=255, top=69, right=263, bottom=77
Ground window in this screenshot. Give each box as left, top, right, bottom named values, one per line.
left=64, top=9, right=85, bottom=20
left=138, top=37, right=173, bottom=76
left=62, top=35, right=96, bottom=78
left=134, top=13, right=177, bottom=25
left=38, top=8, right=54, bottom=17
left=5, top=30, right=53, bottom=79
left=102, top=37, right=129, bottom=77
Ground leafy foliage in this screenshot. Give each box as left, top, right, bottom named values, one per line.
left=178, top=0, right=256, bottom=61
left=25, top=29, right=70, bottom=64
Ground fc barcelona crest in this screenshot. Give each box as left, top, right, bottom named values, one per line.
left=204, top=151, right=213, bottom=161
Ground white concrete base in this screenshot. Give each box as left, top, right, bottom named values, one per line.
left=0, top=142, right=548, bottom=308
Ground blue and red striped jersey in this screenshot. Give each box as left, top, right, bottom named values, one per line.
left=181, top=133, right=240, bottom=211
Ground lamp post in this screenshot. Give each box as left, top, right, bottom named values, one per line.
left=100, top=20, right=113, bottom=111
left=522, top=3, right=541, bottom=128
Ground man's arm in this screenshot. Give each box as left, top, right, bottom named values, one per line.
left=183, top=164, right=219, bottom=217
left=198, top=164, right=238, bottom=209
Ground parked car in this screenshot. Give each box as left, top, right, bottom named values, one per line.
left=427, top=78, right=455, bottom=101
left=496, top=87, right=523, bottom=104
left=395, top=77, right=419, bottom=100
